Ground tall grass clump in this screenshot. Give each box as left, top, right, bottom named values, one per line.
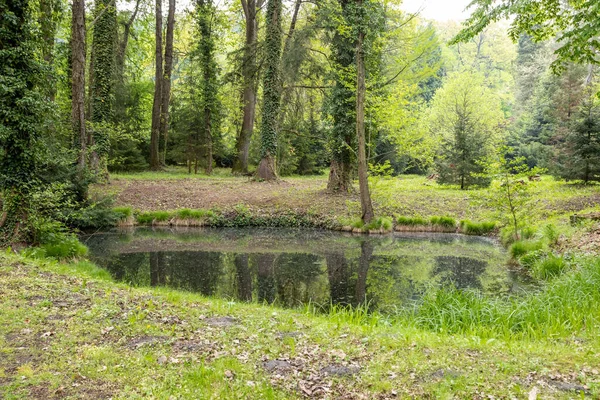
left=136, top=211, right=172, bottom=224
left=176, top=208, right=210, bottom=220
left=533, top=254, right=567, bottom=280
left=395, top=216, right=428, bottom=226
left=365, top=216, right=393, bottom=231
left=406, top=257, right=600, bottom=339
left=430, top=216, right=456, bottom=229
left=509, top=240, right=543, bottom=258
left=459, top=220, right=496, bottom=235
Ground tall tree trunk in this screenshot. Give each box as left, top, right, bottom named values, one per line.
left=327, top=0, right=354, bottom=193
left=160, top=0, right=175, bottom=165
left=90, top=0, right=117, bottom=181
left=115, top=0, right=141, bottom=122
left=71, top=0, right=87, bottom=174
left=150, top=0, right=163, bottom=170
left=39, top=0, right=60, bottom=101
left=256, top=0, right=283, bottom=181
left=231, top=0, right=261, bottom=174
left=355, top=0, right=374, bottom=224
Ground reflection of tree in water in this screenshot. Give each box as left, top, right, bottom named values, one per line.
left=355, top=241, right=373, bottom=305
left=164, top=251, right=223, bottom=296
left=104, top=253, right=148, bottom=284
left=234, top=254, right=253, bottom=302
left=325, top=252, right=354, bottom=306
left=255, top=254, right=277, bottom=304
left=365, top=255, right=416, bottom=312
left=274, top=253, right=322, bottom=308
left=433, top=256, right=487, bottom=290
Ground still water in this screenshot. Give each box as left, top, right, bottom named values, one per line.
left=83, top=227, right=521, bottom=312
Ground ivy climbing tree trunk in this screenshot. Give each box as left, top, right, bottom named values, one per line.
left=71, top=0, right=87, bottom=174
left=257, top=0, right=283, bottom=181
left=39, top=0, right=61, bottom=102
left=231, top=0, right=262, bottom=175
left=90, top=0, right=117, bottom=180
left=0, top=0, right=43, bottom=245
left=160, top=0, right=176, bottom=165
left=150, top=0, right=163, bottom=170
left=355, top=0, right=374, bottom=224
left=327, top=0, right=355, bottom=193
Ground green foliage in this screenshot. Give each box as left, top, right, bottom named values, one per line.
left=542, top=223, right=560, bottom=245
left=395, top=216, right=428, bottom=226
left=113, top=206, right=133, bottom=219
left=0, top=0, right=45, bottom=244
left=259, top=0, right=283, bottom=159
left=429, top=216, right=456, bottom=229
left=429, top=71, right=503, bottom=189
left=533, top=253, right=567, bottom=280
left=509, top=240, right=543, bottom=259
left=454, top=0, right=600, bottom=73
left=364, top=216, right=393, bottom=231
left=459, top=220, right=497, bottom=235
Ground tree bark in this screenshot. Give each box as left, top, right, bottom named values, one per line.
left=115, top=0, right=141, bottom=122
left=355, top=5, right=374, bottom=224
left=150, top=0, right=163, bottom=170
left=160, top=0, right=175, bottom=165
left=256, top=0, right=283, bottom=181
left=231, top=0, right=261, bottom=174
left=71, top=0, right=87, bottom=173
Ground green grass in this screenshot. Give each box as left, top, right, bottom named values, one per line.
left=2, top=252, right=600, bottom=398
left=459, top=220, right=497, bottom=235
left=395, top=215, right=429, bottom=226
left=429, top=216, right=456, bottom=229
left=510, top=240, right=544, bottom=258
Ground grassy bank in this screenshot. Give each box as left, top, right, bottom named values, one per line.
left=1, top=253, right=600, bottom=398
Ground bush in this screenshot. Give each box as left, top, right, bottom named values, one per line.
left=40, top=236, right=89, bottom=259
left=396, top=216, right=428, bottom=226
left=430, top=216, right=456, bottom=229
left=460, top=220, right=497, bottom=235
left=533, top=254, right=567, bottom=280
left=365, top=216, right=393, bottom=231
left=510, top=240, right=543, bottom=259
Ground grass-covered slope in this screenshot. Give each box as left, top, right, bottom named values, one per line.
left=1, top=253, right=599, bottom=399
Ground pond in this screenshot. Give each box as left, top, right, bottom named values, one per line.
left=83, top=227, right=524, bottom=313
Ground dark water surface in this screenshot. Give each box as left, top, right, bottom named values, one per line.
left=83, top=227, right=521, bottom=312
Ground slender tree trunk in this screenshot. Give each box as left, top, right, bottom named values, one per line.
left=115, top=0, right=141, bottom=122
left=160, top=0, right=175, bottom=166
left=150, top=0, right=163, bottom=170
left=355, top=6, right=374, bottom=224
left=232, top=0, right=261, bottom=174
left=204, top=107, right=213, bottom=174
left=256, top=0, right=283, bottom=181
left=39, top=0, right=59, bottom=101
left=355, top=241, right=373, bottom=305
left=71, top=0, right=87, bottom=173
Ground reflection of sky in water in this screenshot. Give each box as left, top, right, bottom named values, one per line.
left=82, top=227, right=521, bottom=312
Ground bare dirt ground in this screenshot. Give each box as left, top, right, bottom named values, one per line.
left=99, top=177, right=355, bottom=217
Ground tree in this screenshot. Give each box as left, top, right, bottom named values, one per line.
left=0, top=0, right=44, bottom=244
left=196, top=0, right=220, bottom=174
left=429, top=70, right=503, bottom=189
left=231, top=0, right=264, bottom=174
left=150, top=0, right=163, bottom=170
left=556, top=82, right=600, bottom=183
left=160, top=0, right=176, bottom=165
left=71, top=0, right=87, bottom=173
left=354, top=0, right=374, bottom=223
left=90, top=0, right=118, bottom=178
left=453, top=0, right=600, bottom=73
left=256, top=0, right=283, bottom=180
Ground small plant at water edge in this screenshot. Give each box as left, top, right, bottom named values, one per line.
left=459, top=220, right=497, bottom=235
left=430, top=216, right=456, bottom=229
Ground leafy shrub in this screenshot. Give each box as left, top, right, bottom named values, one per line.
left=533, top=254, right=567, bottom=280
left=365, top=216, right=393, bottom=231
left=510, top=240, right=543, bottom=259
left=430, top=216, right=456, bottom=229
left=460, top=220, right=497, bottom=235
left=542, top=224, right=560, bottom=245
left=396, top=216, right=428, bottom=226
left=40, top=236, right=89, bottom=259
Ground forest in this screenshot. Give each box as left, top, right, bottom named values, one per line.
left=1, top=0, right=600, bottom=398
